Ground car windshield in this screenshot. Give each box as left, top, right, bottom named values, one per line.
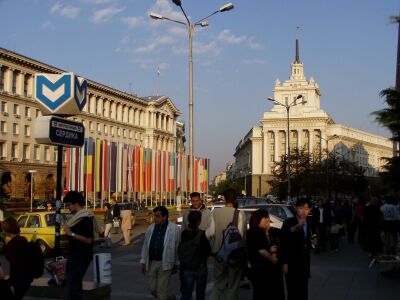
left=45, top=213, right=70, bottom=226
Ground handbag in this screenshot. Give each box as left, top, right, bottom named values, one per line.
left=46, top=256, right=67, bottom=287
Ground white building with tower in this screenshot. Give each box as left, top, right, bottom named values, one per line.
left=234, top=40, right=392, bottom=197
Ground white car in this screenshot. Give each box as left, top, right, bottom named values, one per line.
left=240, top=207, right=284, bottom=229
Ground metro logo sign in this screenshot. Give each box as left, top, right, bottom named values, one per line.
left=34, top=73, right=87, bottom=116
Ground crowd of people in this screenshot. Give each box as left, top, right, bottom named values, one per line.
left=0, top=190, right=399, bottom=300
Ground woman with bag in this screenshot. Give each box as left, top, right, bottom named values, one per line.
left=1, top=217, right=33, bottom=299
left=246, top=209, right=284, bottom=300
left=179, top=210, right=211, bottom=300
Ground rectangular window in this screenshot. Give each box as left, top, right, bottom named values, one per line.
left=25, top=107, right=31, bottom=117
left=11, top=143, right=18, bottom=158
left=97, top=123, right=101, bottom=132
left=45, top=146, right=50, bottom=161
left=0, top=101, right=6, bottom=113
left=24, top=75, right=29, bottom=97
left=36, top=109, right=40, bottom=118
left=12, top=72, right=17, bottom=94
left=0, top=121, right=6, bottom=133
left=104, top=125, right=108, bottom=135
left=0, top=142, right=5, bottom=158
left=270, top=154, right=275, bottom=162
left=13, top=123, right=19, bottom=134
left=0, top=68, right=4, bottom=90
left=117, top=128, right=121, bottom=136
left=34, top=145, right=40, bottom=160
left=24, top=125, right=30, bottom=136
left=23, top=144, right=30, bottom=159
left=13, top=104, right=19, bottom=115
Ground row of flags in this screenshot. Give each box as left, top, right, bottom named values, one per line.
left=65, top=137, right=210, bottom=196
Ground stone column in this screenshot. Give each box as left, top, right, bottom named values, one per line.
left=3, top=67, right=12, bottom=93
left=17, top=71, right=24, bottom=96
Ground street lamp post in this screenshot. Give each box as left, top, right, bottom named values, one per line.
left=267, top=95, right=306, bottom=202
left=317, top=134, right=338, bottom=199
left=28, top=170, right=37, bottom=212
left=150, top=1, right=234, bottom=194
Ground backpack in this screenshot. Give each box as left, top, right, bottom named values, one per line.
left=178, top=230, right=203, bottom=270
left=216, top=210, right=247, bottom=265
left=112, top=204, right=121, bottom=219
left=23, top=241, right=45, bottom=279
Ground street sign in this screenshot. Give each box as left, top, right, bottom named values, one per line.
left=34, top=73, right=87, bottom=116
left=35, top=116, right=85, bottom=147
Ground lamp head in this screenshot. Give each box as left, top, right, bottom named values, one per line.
left=267, top=97, right=275, bottom=102
left=172, top=0, right=182, bottom=6
left=150, top=12, right=163, bottom=20
left=198, top=21, right=209, bottom=27
left=219, top=2, right=234, bottom=12
left=296, top=94, right=303, bottom=99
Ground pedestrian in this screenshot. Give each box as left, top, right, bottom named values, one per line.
left=46, top=202, right=53, bottom=211
left=1, top=217, right=33, bottom=299
left=380, top=196, right=399, bottom=255
left=112, top=201, right=121, bottom=234
left=179, top=210, right=211, bottom=300
left=210, top=188, right=247, bottom=300
left=280, top=198, right=313, bottom=300
left=120, top=203, right=132, bottom=246
left=182, top=192, right=215, bottom=239
left=63, top=191, right=94, bottom=300
left=140, top=206, right=180, bottom=300
left=246, top=209, right=284, bottom=300
left=101, top=203, right=113, bottom=248
left=363, top=197, right=382, bottom=257
left=343, top=198, right=356, bottom=243
left=312, top=199, right=332, bottom=253
left=330, top=199, right=345, bottom=252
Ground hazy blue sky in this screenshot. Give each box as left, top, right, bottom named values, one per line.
left=1, top=0, right=399, bottom=178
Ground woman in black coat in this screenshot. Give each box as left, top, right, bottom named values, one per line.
left=246, top=209, right=284, bottom=300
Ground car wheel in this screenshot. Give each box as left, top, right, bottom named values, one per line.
left=36, top=239, right=50, bottom=257
left=0, top=237, right=5, bottom=254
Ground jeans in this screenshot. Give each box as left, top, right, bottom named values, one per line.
left=180, top=264, right=207, bottom=300
left=65, top=257, right=92, bottom=300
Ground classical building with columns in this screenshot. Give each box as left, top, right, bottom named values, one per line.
left=0, top=47, right=184, bottom=201
left=234, top=40, right=392, bottom=197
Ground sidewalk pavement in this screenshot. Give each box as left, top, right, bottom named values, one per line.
left=106, top=225, right=399, bottom=300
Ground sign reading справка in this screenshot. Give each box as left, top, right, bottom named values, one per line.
left=35, top=116, right=84, bottom=147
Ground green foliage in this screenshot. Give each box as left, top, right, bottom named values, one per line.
left=372, top=86, right=400, bottom=193
left=212, top=178, right=242, bottom=197
left=268, top=147, right=369, bottom=199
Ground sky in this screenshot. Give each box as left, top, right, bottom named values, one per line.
left=1, top=0, right=399, bottom=179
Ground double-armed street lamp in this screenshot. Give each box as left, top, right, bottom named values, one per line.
left=267, top=95, right=306, bottom=202
left=29, top=169, right=37, bottom=212
left=150, top=1, right=234, bottom=193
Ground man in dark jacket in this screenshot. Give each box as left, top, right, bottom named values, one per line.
left=281, top=198, right=313, bottom=300
left=312, top=199, right=332, bottom=253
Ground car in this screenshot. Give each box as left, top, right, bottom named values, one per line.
left=236, top=197, right=269, bottom=208
left=244, top=204, right=296, bottom=220
left=15, top=211, right=71, bottom=256
left=240, top=207, right=285, bottom=229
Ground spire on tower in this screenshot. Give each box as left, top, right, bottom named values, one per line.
left=295, top=39, right=300, bottom=63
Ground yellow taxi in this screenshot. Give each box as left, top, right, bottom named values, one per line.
left=16, top=211, right=70, bottom=256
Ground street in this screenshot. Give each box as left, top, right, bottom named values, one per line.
left=1, top=219, right=399, bottom=300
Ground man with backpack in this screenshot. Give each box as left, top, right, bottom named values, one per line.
left=210, top=189, right=247, bottom=300
left=179, top=210, right=211, bottom=300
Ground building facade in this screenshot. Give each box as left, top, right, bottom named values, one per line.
left=234, top=40, right=392, bottom=197
left=0, top=47, right=184, bottom=201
